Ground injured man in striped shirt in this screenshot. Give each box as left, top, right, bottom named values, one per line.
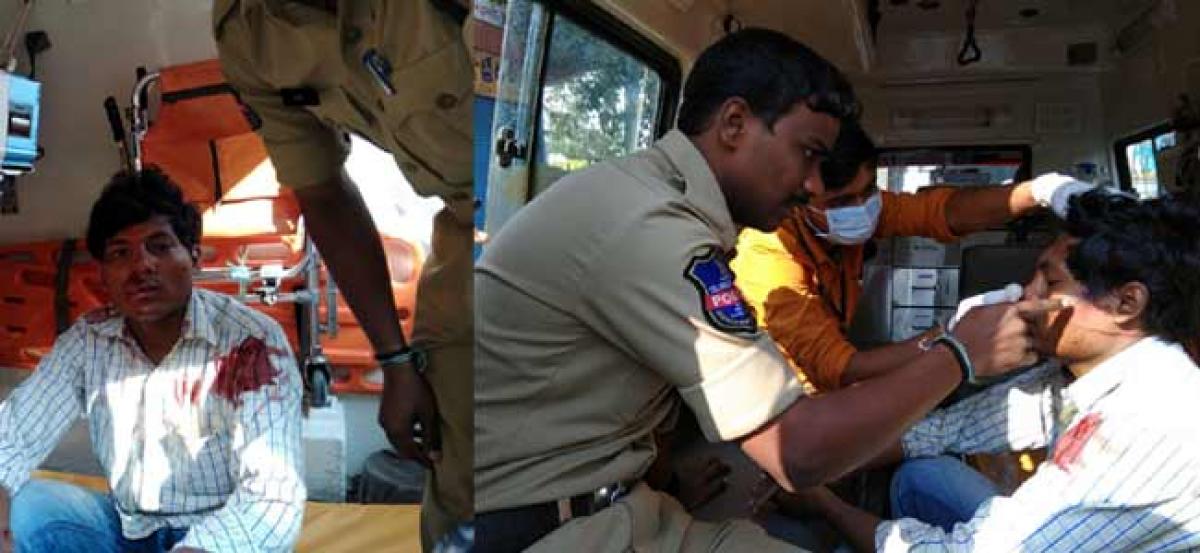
left=778, top=188, right=1200, bottom=551
left=0, top=168, right=305, bottom=552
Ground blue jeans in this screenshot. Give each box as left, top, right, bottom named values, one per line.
left=10, top=479, right=188, bottom=553
left=890, top=456, right=1001, bottom=532
left=433, top=522, right=474, bottom=552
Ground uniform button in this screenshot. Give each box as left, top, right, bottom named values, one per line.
left=435, top=93, right=459, bottom=110
left=344, top=27, right=363, bottom=43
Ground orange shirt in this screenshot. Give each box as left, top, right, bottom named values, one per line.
left=731, top=188, right=960, bottom=391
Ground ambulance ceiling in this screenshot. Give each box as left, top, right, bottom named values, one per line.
left=596, top=0, right=875, bottom=72
left=875, top=0, right=1155, bottom=33
left=594, top=0, right=1160, bottom=73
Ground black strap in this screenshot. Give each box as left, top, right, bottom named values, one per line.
left=475, top=486, right=627, bottom=552
left=957, top=0, right=982, bottom=65
left=54, top=239, right=75, bottom=335
left=208, top=140, right=222, bottom=204
left=161, top=83, right=239, bottom=104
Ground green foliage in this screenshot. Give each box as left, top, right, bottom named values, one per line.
left=539, top=16, right=661, bottom=168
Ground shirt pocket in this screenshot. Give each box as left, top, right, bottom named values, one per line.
left=379, top=39, right=474, bottom=193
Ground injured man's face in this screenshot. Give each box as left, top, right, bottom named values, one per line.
left=1022, top=233, right=1148, bottom=370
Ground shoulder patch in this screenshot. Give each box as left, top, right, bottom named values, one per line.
left=684, top=249, right=758, bottom=335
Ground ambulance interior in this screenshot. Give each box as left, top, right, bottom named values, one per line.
left=0, top=2, right=448, bottom=549
left=476, top=0, right=1200, bottom=539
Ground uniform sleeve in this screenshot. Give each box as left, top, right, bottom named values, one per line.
left=902, top=362, right=1063, bottom=458
left=177, top=324, right=306, bottom=552
left=578, top=212, right=805, bottom=443
left=214, top=15, right=348, bottom=189
left=732, top=228, right=857, bottom=391
left=876, top=188, right=959, bottom=242
left=0, top=323, right=86, bottom=496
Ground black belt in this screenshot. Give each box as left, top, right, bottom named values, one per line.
left=474, top=482, right=633, bottom=553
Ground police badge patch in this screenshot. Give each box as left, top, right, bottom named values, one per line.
left=684, top=248, right=757, bottom=335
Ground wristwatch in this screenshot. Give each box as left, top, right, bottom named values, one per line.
left=919, top=330, right=977, bottom=385
left=375, top=346, right=427, bottom=374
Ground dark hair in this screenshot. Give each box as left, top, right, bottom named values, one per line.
left=676, top=28, right=860, bottom=135
left=820, top=119, right=877, bottom=192
left=86, top=167, right=201, bottom=261
left=1064, top=189, right=1200, bottom=347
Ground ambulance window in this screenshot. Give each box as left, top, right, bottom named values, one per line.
left=877, top=147, right=1030, bottom=194
left=537, top=17, right=663, bottom=180
left=482, top=0, right=679, bottom=235
left=1115, top=125, right=1176, bottom=199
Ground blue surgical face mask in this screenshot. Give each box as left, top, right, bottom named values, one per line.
left=809, top=192, right=882, bottom=246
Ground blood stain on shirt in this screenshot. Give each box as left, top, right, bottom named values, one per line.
left=213, top=336, right=284, bottom=407
left=1053, top=412, right=1102, bottom=471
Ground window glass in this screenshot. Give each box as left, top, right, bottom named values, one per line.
left=1125, top=138, right=1160, bottom=199
left=532, top=16, right=662, bottom=195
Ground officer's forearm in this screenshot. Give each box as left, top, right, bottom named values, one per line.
left=839, top=332, right=931, bottom=387
left=742, top=347, right=961, bottom=490
left=292, top=171, right=407, bottom=355
left=945, top=182, right=1037, bottom=235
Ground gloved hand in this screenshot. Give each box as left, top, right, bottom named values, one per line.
left=949, top=283, right=1024, bottom=331
left=1031, top=173, right=1094, bottom=218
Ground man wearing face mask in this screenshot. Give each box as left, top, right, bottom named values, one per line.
left=732, top=121, right=1092, bottom=392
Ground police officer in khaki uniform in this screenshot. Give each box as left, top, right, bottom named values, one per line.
left=213, top=0, right=473, bottom=548
left=474, top=29, right=1056, bottom=552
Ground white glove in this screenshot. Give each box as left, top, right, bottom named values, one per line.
left=948, top=283, right=1024, bottom=331
left=1030, top=173, right=1094, bottom=218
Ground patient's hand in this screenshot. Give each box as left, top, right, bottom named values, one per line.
left=772, top=486, right=841, bottom=519
left=750, top=471, right=839, bottom=522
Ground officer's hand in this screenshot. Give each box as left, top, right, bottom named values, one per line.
left=378, top=362, right=441, bottom=468
left=954, top=299, right=1063, bottom=378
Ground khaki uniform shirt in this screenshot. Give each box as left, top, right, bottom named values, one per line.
left=213, top=0, right=473, bottom=200
left=475, top=130, right=805, bottom=513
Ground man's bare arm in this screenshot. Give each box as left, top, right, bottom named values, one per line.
left=743, top=345, right=962, bottom=490
left=742, top=299, right=1054, bottom=490
left=294, top=170, right=406, bottom=354
left=839, top=331, right=934, bottom=386
left=294, top=172, right=440, bottom=464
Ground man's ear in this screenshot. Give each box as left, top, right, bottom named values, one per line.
left=713, top=97, right=751, bottom=151
left=1111, top=281, right=1149, bottom=327
left=189, top=245, right=201, bottom=268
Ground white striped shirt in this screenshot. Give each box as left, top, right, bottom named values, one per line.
left=879, top=337, right=1200, bottom=551
left=0, top=288, right=306, bottom=552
